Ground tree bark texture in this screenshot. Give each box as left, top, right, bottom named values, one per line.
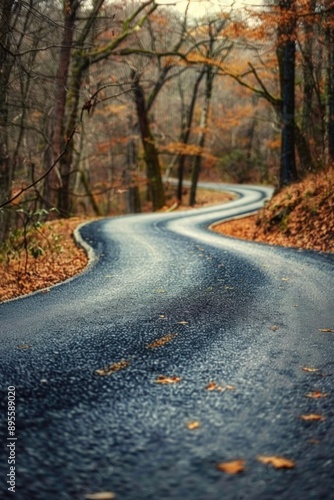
left=277, top=0, right=298, bottom=187
left=131, top=74, right=165, bottom=211
left=189, top=65, right=213, bottom=206
left=0, top=0, right=15, bottom=242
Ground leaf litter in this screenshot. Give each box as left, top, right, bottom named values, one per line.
left=216, top=459, right=245, bottom=474
left=305, top=391, right=329, bottom=399
left=147, top=333, right=177, bottom=349
left=186, top=421, right=200, bottom=430
left=300, top=414, right=325, bottom=422
left=206, top=381, right=236, bottom=392
left=95, top=360, right=130, bottom=376
left=155, top=375, right=181, bottom=384
left=257, top=455, right=295, bottom=469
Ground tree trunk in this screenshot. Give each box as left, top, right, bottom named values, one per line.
left=277, top=0, right=298, bottom=187
left=47, top=0, right=80, bottom=215
left=131, top=73, right=165, bottom=211
left=326, top=19, right=334, bottom=162
left=0, top=0, right=15, bottom=242
left=177, top=70, right=205, bottom=204
left=301, top=0, right=316, bottom=143
left=189, top=65, right=213, bottom=206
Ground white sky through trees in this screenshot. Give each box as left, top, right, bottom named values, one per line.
left=156, top=0, right=264, bottom=18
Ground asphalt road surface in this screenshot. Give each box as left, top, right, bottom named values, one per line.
left=1, top=183, right=334, bottom=500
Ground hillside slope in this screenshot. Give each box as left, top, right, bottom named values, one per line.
left=214, top=169, right=333, bottom=253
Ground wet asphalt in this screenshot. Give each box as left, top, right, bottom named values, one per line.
left=0, top=183, right=333, bottom=500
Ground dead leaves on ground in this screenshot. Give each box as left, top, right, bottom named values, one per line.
left=186, top=421, right=200, bottom=430
left=319, top=328, right=334, bottom=333
left=217, top=459, right=245, bottom=474
left=300, top=414, right=325, bottom=422
left=95, top=360, right=130, bottom=376
left=301, top=366, right=320, bottom=373
left=206, top=381, right=236, bottom=392
left=155, top=375, right=182, bottom=384
left=305, top=391, right=329, bottom=399
left=84, top=493, right=116, bottom=500
left=257, top=455, right=295, bottom=469
left=217, top=455, right=295, bottom=474
left=147, top=333, right=177, bottom=349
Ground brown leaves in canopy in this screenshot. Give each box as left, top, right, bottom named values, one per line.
left=155, top=375, right=181, bottom=384
left=257, top=455, right=295, bottom=469
left=162, top=142, right=216, bottom=161
left=95, top=360, right=130, bottom=376
left=216, top=459, right=245, bottom=474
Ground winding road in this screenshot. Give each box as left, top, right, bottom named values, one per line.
left=1, top=183, right=334, bottom=500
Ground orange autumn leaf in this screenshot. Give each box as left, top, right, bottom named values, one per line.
left=206, top=381, right=219, bottom=391
left=95, top=359, right=130, bottom=376
left=155, top=375, right=181, bottom=384
left=84, top=493, right=116, bottom=500
left=147, top=333, right=177, bottom=349
left=85, top=491, right=116, bottom=500
left=300, top=414, right=325, bottom=422
left=186, top=421, right=200, bottom=430
left=257, top=455, right=295, bottom=469
left=305, top=391, right=329, bottom=399
left=216, top=459, right=245, bottom=474
left=206, top=382, right=235, bottom=391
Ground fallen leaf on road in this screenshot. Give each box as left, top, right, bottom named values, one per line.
left=307, top=439, right=320, bottom=444
left=300, top=414, right=325, bottom=421
left=17, top=345, right=32, bottom=349
left=155, top=375, right=181, bottom=384
left=186, top=421, right=200, bottom=430
left=206, top=382, right=235, bottom=391
left=177, top=321, right=188, bottom=325
left=305, top=391, right=329, bottom=399
left=84, top=492, right=116, bottom=500
left=257, top=455, right=295, bottom=469
left=319, top=328, right=334, bottom=333
left=301, top=367, right=320, bottom=373
left=270, top=325, right=279, bottom=331
left=216, top=459, right=245, bottom=474
left=206, top=381, right=224, bottom=391
left=147, top=333, right=177, bottom=349
left=95, top=360, right=130, bottom=376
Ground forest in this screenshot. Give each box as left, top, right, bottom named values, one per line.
left=0, top=0, right=333, bottom=247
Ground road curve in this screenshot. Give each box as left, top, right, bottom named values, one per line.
left=0, top=183, right=333, bottom=500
